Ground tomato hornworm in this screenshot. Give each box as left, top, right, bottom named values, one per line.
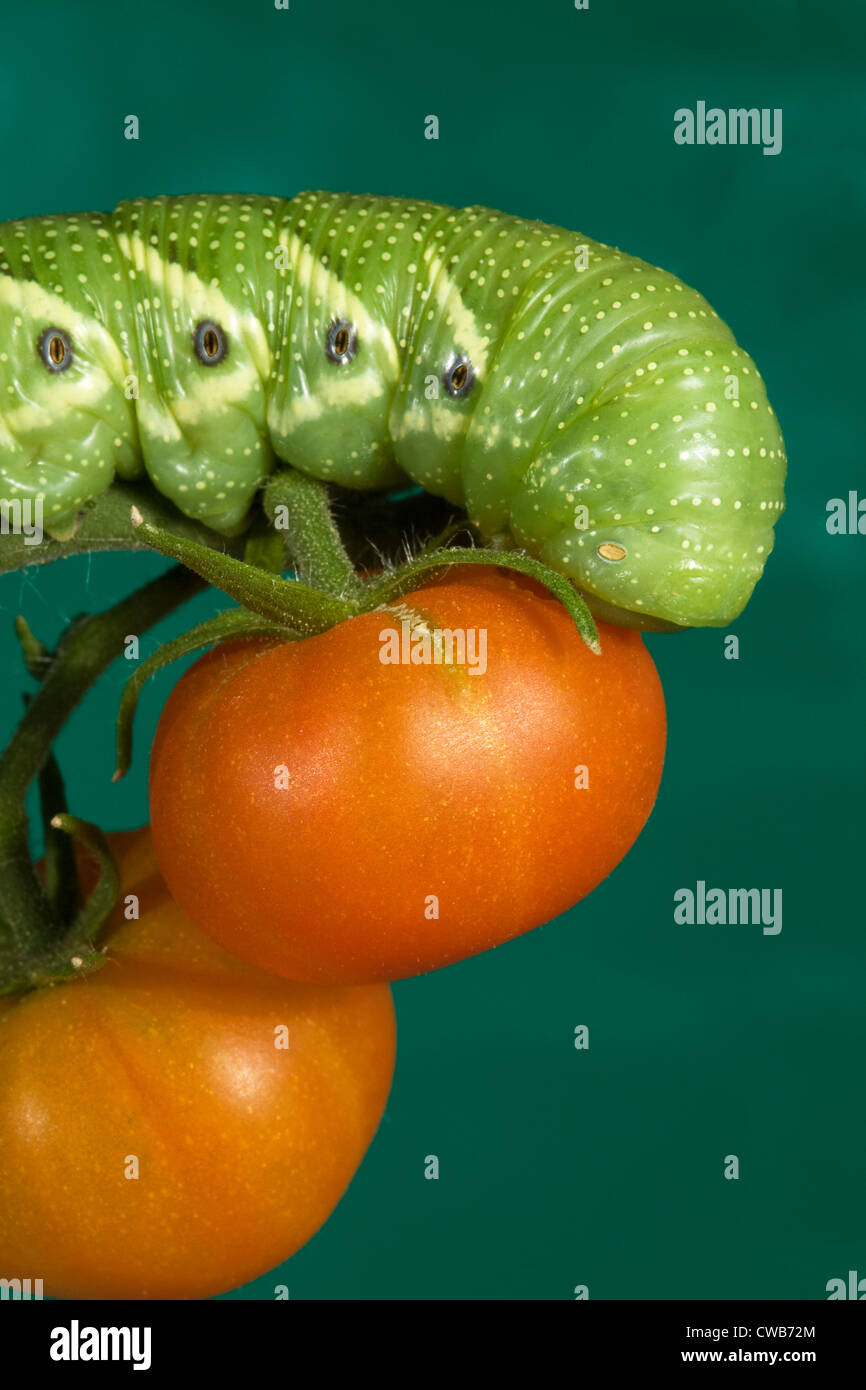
left=0, top=192, right=786, bottom=628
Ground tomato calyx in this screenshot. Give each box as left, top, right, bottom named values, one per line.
left=116, top=466, right=601, bottom=777
left=130, top=469, right=601, bottom=651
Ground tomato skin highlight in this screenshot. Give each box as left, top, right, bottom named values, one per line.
left=149, top=568, right=667, bottom=985
left=0, top=829, right=395, bottom=1300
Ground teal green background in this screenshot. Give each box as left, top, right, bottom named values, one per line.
left=1, top=0, right=863, bottom=1299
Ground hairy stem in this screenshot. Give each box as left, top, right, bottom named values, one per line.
left=262, top=469, right=365, bottom=599
left=131, top=507, right=357, bottom=632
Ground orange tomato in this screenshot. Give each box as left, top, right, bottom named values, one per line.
left=150, top=568, right=666, bottom=984
left=0, top=829, right=395, bottom=1299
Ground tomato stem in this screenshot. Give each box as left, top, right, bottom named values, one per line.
left=14, top=618, right=84, bottom=925
left=37, top=750, right=82, bottom=927
left=0, top=480, right=250, bottom=576
left=130, top=506, right=358, bottom=633
left=263, top=469, right=366, bottom=600
left=0, top=815, right=123, bottom=996
left=0, top=565, right=204, bottom=995
left=48, top=813, right=121, bottom=964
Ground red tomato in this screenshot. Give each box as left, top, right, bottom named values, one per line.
left=150, top=568, right=666, bottom=984
left=0, top=829, right=395, bottom=1300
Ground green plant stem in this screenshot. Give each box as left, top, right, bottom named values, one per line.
left=0, top=816, right=122, bottom=996
left=0, top=564, right=204, bottom=986
left=262, top=469, right=365, bottom=599
left=114, top=608, right=290, bottom=780
left=38, top=753, right=81, bottom=927
left=49, top=814, right=121, bottom=959
left=13, top=617, right=82, bottom=924
left=0, top=481, right=248, bottom=574
left=130, top=507, right=357, bottom=633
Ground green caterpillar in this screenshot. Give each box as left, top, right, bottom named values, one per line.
left=0, top=191, right=785, bottom=627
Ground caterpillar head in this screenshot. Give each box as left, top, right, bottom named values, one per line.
left=507, top=340, right=787, bottom=629
left=381, top=214, right=787, bottom=630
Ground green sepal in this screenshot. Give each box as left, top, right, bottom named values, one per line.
left=131, top=506, right=357, bottom=633
left=0, top=815, right=120, bottom=995
left=367, top=544, right=602, bottom=654
left=114, top=608, right=291, bottom=780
